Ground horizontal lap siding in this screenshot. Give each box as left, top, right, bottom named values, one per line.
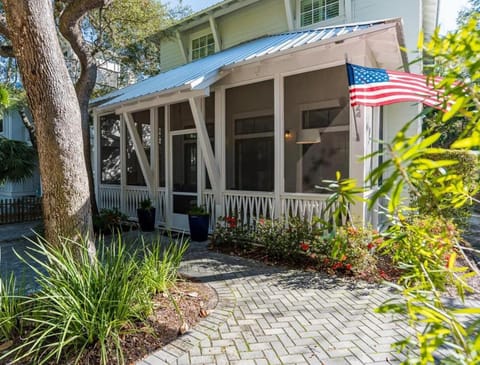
left=217, top=0, right=288, bottom=50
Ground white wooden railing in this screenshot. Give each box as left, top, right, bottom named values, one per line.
left=223, top=190, right=275, bottom=225
left=280, top=193, right=331, bottom=223
left=98, top=185, right=121, bottom=211
left=155, top=188, right=167, bottom=223
left=201, top=190, right=216, bottom=229
left=124, top=186, right=149, bottom=219
left=99, top=186, right=334, bottom=229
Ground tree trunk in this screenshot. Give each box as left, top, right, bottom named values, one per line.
left=3, top=0, right=95, bottom=255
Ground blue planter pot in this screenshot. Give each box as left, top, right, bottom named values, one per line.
left=188, top=214, right=209, bottom=241
left=137, top=208, right=156, bottom=232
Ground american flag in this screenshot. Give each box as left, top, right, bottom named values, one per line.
left=346, top=63, right=447, bottom=110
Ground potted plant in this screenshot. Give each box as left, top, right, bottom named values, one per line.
left=137, top=198, right=156, bottom=232
left=188, top=205, right=210, bottom=241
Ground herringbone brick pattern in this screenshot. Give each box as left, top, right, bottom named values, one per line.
left=138, top=242, right=410, bottom=365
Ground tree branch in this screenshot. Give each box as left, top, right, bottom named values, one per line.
left=59, top=0, right=112, bottom=103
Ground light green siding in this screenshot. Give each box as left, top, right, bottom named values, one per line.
left=352, top=0, right=421, bottom=70
left=160, top=38, right=185, bottom=72
left=218, top=0, right=288, bottom=49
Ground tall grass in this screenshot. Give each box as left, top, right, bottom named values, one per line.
left=0, top=273, right=26, bottom=342
left=140, top=238, right=189, bottom=295
left=0, top=234, right=189, bottom=365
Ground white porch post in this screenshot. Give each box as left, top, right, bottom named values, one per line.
left=123, top=112, right=155, bottom=198
left=273, top=74, right=283, bottom=219
left=164, top=106, right=172, bottom=227
left=189, top=97, right=221, bottom=195
left=120, top=114, right=127, bottom=214
left=215, top=88, right=226, bottom=218
left=93, top=112, right=100, bottom=206
left=151, top=108, right=159, bottom=214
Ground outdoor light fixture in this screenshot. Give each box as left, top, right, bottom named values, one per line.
left=284, top=130, right=292, bottom=139
left=296, top=128, right=321, bottom=144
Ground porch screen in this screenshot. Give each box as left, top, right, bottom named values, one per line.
left=226, top=80, right=274, bottom=192
left=284, top=66, right=349, bottom=193
left=126, top=110, right=151, bottom=186
left=99, top=113, right=120, bottom=184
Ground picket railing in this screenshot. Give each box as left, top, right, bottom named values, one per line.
left=0, top=196, right=42, bottom=224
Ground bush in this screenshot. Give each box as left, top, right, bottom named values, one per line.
left=93, top=208, right=128, bottom=234
left=212, top=215, right=379, bottom=276
left=412, top=150, right=479, bottom=227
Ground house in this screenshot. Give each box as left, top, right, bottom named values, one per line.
left=0, top=109, right=41, bottom=198
left=91, top=0, right=439, bottom=232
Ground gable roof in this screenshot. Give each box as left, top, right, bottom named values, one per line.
left=93, top=19, right=403, bottom=110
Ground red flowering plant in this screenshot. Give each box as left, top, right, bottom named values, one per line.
left=321, top=224, right=379, bottom=276
left=254, top=217, right=321, bottom=261
left=211, top=215, right=253, bottom=249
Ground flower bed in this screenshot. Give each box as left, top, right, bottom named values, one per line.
left=211, top=216, right=396, bottom=282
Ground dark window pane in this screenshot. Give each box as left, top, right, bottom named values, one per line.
left=235, top=137, right=274, bottom=191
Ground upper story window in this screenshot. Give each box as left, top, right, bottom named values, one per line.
left=191, top=33, right=215, bottom=61
left=299, top=0, right=340, bottom=27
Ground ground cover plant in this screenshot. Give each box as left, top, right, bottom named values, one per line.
left=0, top=234, right=197, bottom=364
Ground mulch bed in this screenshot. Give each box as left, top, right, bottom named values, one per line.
left=84, top=279, right=217, bottom=365
left=4, top=279, right=217, bottom=365
left=209, top=242, right=402, bottom=283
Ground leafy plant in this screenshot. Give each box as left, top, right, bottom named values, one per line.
left=368, top=15, right=480, bottom=364
left=93, top=207, right=128, bottom=234
left=139, top=198, right=153, bottom=210
left=188, top=205, right=209, bottom=216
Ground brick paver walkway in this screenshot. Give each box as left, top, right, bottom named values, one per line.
left=138, top=241, right=411, bottom=365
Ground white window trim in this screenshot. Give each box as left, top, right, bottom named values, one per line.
left=189, top=28, right=215, bottom=61
left=296, top=0, right=346, bottom=29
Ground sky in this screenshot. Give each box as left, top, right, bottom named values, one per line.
left=169, top=0, right=470, bottom=33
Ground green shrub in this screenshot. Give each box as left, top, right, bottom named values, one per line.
left=93, top=208, right=128, bottom=234
left=213, top=215, right=379, bottom=275
left=379, top=216, right=460, bottom=290
left=412, top=150, right=479, bottom=227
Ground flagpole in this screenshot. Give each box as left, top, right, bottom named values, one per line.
left=352, top=106, right=361, bottom=142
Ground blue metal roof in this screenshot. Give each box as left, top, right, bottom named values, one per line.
left=95, top=21, right=387, bottom=109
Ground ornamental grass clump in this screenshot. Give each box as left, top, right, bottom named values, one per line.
left=0, top=273, right=27, bottom=342
left=139, top=238, right=189, bottom=295
left=0, top=234, right=189, bottom=365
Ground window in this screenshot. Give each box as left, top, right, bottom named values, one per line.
left=126, top=110, right=150, bottom=186
left=0, top=118, right=3, bottom=134
left=191, top=33, right=215, bottom=60
left=299, top=0, right=340, bottom=27
left=234, top=115, right=274, bottom=192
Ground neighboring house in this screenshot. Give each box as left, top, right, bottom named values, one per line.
left=91, top=0, right=439, bottom=232
left=0, top=109, right=40, bottom=198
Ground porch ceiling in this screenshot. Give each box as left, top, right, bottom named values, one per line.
left=93, top=19, right=406, bottom=112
